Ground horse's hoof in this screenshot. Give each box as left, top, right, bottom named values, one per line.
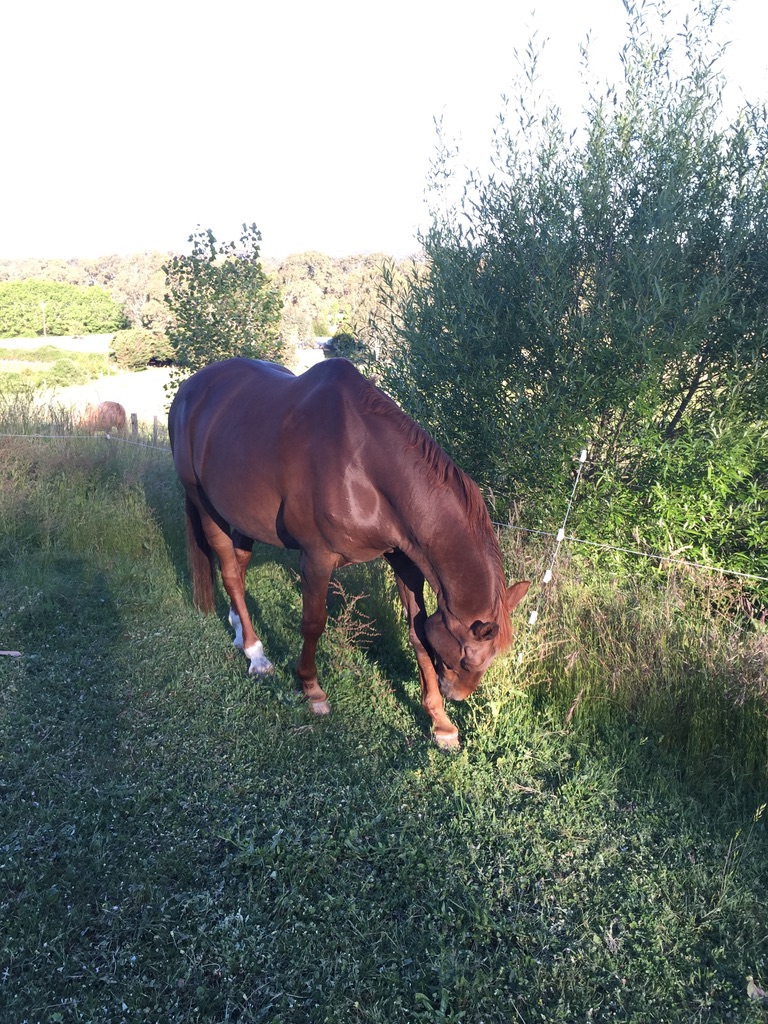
left=434, top=729, right=460, bottom=751
left=246, top=641, right=274, bottom=675
left=249, top=662, right=274, bottom=676
left=309, top=698, right=331, bottom=715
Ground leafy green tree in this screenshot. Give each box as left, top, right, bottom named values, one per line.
left=0, top=258, right=85, bottom=286
left=278, top=274, right=326, bottom=345
left=271, top=251, right=343, bottom=345
left=163, top=223, right=284, bottom=392
left=375, top=2, right=768, bottom=594
left=0, top=253, right=169, bottom=333
left=89, top=252, right=169, bottom=331
left=0, top=279, right=128, bottom=338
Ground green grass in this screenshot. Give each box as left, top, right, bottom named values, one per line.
left=0, top=344, right=113, bottom=389
left=1, top=400, right=767, bottom=1023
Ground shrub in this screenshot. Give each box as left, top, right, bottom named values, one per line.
left=110, top=328, right=173, bottom=371
left=374, top=2, right=768, bottom=609
left=328, top=331, right=374, bottom=370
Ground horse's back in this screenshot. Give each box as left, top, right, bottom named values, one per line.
left=168, top=358, right=390, bottom=549
left=171, top=358, right=292, bottom=419
left=170, top=357, right=378, bottom=446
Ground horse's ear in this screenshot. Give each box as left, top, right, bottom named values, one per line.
left=507, top=580, right=530, bottom=611
left=470, top=620, right=500, bottom=642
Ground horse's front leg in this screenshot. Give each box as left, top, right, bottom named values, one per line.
left=386, top=552, right=460, bottom=750
left=295, top=551, right=334, bottom=715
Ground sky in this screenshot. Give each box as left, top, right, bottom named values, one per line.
left=2, top=0, right=767, bottom=261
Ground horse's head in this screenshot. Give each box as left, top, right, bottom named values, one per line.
left=425, top=581, right=530, bottom=701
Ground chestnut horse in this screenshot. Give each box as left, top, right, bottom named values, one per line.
left=83, top=401, right=127, bottom=434
left=168, top=358, right=529, bottom=748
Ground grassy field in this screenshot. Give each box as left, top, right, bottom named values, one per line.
left=0, top=343, right=114, bottom=391
left=1, top=396, right=766, bottom=1023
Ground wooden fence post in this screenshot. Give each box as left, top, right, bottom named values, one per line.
left=130, top=413, right=138, bottom=441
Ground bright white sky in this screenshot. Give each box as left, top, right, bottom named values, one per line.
left=2, top=0, right=766, bottom=261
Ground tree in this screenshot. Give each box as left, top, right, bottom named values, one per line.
left=271, top=251, right=343, bottom=345
left=268, top=251, right=398, bottom=351
left=0, top=253, right=170, bottom=332
left=375, top=1, right=768, bottom=592
left=278, top=274, right=326, bottom=345
left=0, top=279, right=128, bottom=337
left=94, top=252, right=169, bottom=331
left=163, top=223, right=284, bottom=392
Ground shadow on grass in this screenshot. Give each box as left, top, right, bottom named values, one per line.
left=0, top=553, right=142, bottom=988
left=2, top=534, right=767, bottom=1023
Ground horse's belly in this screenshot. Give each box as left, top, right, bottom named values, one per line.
left=221, top=497, right=296, bottom=549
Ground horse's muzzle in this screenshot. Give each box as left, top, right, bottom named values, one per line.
left=439, top=670, right=482, bottom=702
left=438, top=675, right=461, bottom=701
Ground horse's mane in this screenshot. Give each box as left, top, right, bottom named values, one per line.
left=361, top=378, right=512, bottom=645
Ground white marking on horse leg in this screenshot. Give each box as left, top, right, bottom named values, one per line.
left=229, top=607, right=244, bottom=650
left=309, top=698, right=331, bottom=715
left=245, top=640, right=274, bottom=676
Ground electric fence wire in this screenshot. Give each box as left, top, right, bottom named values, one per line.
left=491, top=439, right=768, bottom=589
left=0, top=430, right=170, bottom=452
left=521, top=448, right=588, bottom=633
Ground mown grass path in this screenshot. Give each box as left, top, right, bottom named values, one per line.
left=1, top=436, right=766, bottom=1023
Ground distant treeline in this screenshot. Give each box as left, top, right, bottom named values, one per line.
left=0, top=250, right=419, bottom=346
left=0, top=253, right=169, bottom=336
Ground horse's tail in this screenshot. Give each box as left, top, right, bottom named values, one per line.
left=184, top=495, right=216, bottom=612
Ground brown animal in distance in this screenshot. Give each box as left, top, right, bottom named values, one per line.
left=82, top=401, right=127, bottom=434
left=168, top=357, right=529, bottom=748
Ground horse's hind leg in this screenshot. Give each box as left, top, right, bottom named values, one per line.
left=228, top=531, right=256, bottom=650
left=226, top=546, right=251, bottom=649
left=199, top=514, right=273, bottom=676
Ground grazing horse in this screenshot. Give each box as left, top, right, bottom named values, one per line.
left=168, top=358, right=529, bottom=748
left=83, top=400, right=127, bottom=434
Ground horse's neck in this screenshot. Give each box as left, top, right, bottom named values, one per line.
left=375, top=408, right=501, bottom=612
left=406, top=493, right=499, bottom=616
